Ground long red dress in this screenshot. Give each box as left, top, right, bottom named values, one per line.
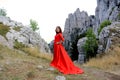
left=50, top=33, right=84, bottom=74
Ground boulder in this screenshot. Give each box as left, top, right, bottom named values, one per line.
left=77, top=37, right=87, bottom=64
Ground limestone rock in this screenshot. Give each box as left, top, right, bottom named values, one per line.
left=55, top=76, right=66, bottom=80
left=77, top=37, right=87, bottom=63
left=98, top=22, right=120, bottom=53
left=0, top=16, right=51, bottom=53
left=63, top=8, right=92, bottom=54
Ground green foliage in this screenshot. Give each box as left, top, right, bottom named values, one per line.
left=13, top=27, right=21, bottom=31
left=13, top=40, right=26, bottom=50
left=0, top=23, right=10, bottom=39
left=30, top=19, right=39, bottom=31
left=83, top=28, right=98, bottom=61
left=98, top=20, right=111, bottom=35
left=0, top=8, right=7, bottom=16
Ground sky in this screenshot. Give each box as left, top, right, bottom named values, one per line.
left=0, top=0, right=97, bottom=43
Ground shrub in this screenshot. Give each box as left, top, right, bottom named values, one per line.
left=0, top=8, right=7, bottom=16
left=13, top=27, right=21, bottom=31
left=83, top=28, right=98, bottom=61
left=0, top=23, right=10, bottom=39
left=13, top=40, right=26, bottom=50
left=98, top=20, right=111, bottom=35
left=30, top=19, right=39, bottom=31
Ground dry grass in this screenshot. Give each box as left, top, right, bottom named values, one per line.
left=84, top=45, right=120, bottom=71
left=22, top=47, right=52, bottom=61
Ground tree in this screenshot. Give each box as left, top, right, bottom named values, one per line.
left=30, top=19, right=39, bottom=31
left=83, top=28, right=98, bottom=61
left=0, top=8, right=7, bottom=16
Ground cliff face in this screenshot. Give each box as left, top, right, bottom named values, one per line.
left=63, top=0, right=120, bottom=62
left=63, top=8, right=94, bottom=55
left=0, top=16, right=51, bottom=53
left=95, top=0, right=120, bottom=34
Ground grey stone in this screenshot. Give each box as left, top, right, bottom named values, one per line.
left=55, top=76, right=66, bottom=80
left=0, top=16, right=51, bottom=53
left=77, top=37, right=87, bottom=63
left=46, top=67, right=55, bottom=71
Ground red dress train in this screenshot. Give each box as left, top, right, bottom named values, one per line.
left=50, top=33, right=84, bottom=74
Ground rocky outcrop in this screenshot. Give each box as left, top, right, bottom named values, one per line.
left=95, top=0, right=120, bottom=35
left=98, top=22, right=120, bottom=53
left=0, top=16, right=51, bottom=53
left=63, top=8, right=92, bottom=54
left=62, top=0, right=120, bottom=62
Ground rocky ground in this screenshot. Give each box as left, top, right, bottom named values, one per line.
left=0, top=44, right=120, bottom=80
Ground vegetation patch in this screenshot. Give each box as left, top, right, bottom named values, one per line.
left=22, top=47, right=52, bottom=61
left=98, top=20, right=111, bottom=35
left=84, top=45, right=120, bottom=71
left=83, top=28, right=98, bottom=61
left=13, top=27, right=21, bottom=31
left=13, top=40, right=26, bottom=50
left=0, top=23, right=10, bottom=39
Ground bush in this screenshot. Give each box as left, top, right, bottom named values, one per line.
left=0, top=23, right=10, bottom=39
left=0, top=8, right=7, bottom=16
left=30, top=19, right=39, bottom=31
left=13, top=27, right=21, bottom=31
left=13, top=40, right=26, bottom=50
left=83, top=28, right=98, bottom=61
left=98, top=20, right=111, bottom=35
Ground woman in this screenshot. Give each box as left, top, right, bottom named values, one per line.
left=50, top=26, right=84, bottom=74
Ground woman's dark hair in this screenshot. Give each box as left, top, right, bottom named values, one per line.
left=55, top=26, right=62, bottom=34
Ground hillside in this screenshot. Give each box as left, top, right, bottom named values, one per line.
left=0, top=44, right=120, bottom=80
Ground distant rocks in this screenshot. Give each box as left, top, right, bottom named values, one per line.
left=0, top=16, right=51, bottom=53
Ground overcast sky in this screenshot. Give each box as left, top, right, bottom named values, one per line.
left=0, top=0, right=97, bottom=43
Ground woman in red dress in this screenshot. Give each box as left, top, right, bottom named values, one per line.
left=50, top=26, right=84, bottom=74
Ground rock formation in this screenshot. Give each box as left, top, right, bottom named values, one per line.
left=0, top=16, right=51, bottom=53
left=62, top=0, right=120, bottom=63
left=63, top=8, right=92, bottom=54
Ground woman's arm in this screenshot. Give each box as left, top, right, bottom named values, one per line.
left=59, top=33, right=64, bottom=41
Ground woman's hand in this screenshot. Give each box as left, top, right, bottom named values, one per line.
left=56, top=40, right=63, bottom=44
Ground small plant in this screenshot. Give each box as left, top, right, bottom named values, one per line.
left=98, top=20, right=111, bottom=35
left=0, top=8, right=7, bottom=16
left=0, top=23, right=10, bottom=39
left=83, top=28, right=98, bottom=61
left=30, top=19, right=39, bottom=31
left=13, top=40, right=26, bottom=50
left=27, top=71, right=35, bottom=78
left=13, top=27, right=21, bottom=31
